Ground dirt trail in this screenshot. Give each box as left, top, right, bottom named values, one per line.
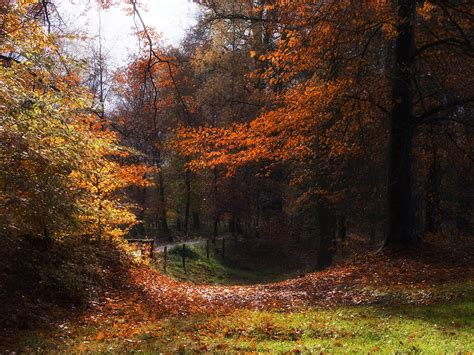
left=153, top=234, right=233, bottom=253
left=117, top=243, right=474, bottom=318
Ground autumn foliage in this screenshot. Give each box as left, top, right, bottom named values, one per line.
left=0, top=0, right=473, bottom=352
left=172, top=0, right=473, bottom=248
left=0, top=1, right=150, bottom=239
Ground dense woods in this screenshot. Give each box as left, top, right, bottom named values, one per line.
left=0, top=0, right=473, bottom=352
left=118, top=0, right=472, bottom=254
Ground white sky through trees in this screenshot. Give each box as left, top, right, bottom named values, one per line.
left=57, top=0, right=200, bottom=67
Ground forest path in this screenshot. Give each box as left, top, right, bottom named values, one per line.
left=107, top=243, right=474, bottom=319
left=152, top=234, right=234, bottom=253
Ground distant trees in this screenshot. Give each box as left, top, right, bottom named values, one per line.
left=173, top=0, right=473, bottom=256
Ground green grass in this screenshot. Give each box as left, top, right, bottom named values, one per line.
left=11, top=296, right=472, bottom=353
left=153, top=241, right=307, bottom=285
left=3, top=237, right=472, bottom=353
left=180, top=301, right=474, bottom=353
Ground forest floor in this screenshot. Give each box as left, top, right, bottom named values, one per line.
left=0, top=235, right=473, bottom=353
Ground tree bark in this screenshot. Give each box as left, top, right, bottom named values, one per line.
left=192, top=211, right=200, bottom=230
left=424, top=133, right=440, bottom=234
left=316, top=203, right=336, bottom=270
left=184, top=169, right=191, bottom=235
left=157, top=166, right=170, bottom=240
left=136, top=186, right=147, bottom=237
left=212, top=167, right=218, bottom=242
left=385, top=0, right=417, bottom=248
left=176, top=210, right=181, bottom=232
left=255, top=189, right=261, bottom=239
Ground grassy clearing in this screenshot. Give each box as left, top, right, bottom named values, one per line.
left=10, top=295, right=473, bottom=353
left=153, top=240, right=309, bottom=285
left=183, top=301, right=474, bottom=353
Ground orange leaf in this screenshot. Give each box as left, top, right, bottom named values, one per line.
left=96, top=331, right=105, bottom=341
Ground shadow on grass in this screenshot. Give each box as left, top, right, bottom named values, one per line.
left=155, top=238, right=317, bottom=285
left=377, top=297, right=474, bottom=328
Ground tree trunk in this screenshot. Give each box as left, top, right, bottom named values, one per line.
left=255, top=189, right=261, bottom=239
left=212, top=167, right=218, bottom=242
left=176, top=210, right=181, bottom=232
left=316, top=203, right=336, bottom=270
left=456, top=171, right=471, bottom=236
left=229, top=176, right=237, bottom=237
left=157, top=167, right=170, bottom=240
left=213, top=215, right=218, bottom=243
left=192, top=211, right=200, bottom=230
left=385, top=0, right=417, bottom=248
left=136, top=186, right=147, bottom=237
left=184, top=169, right=191, bottom=235
left=229, top=213, right=236, bottom=236
left=425, top=136, right=440, bottom=234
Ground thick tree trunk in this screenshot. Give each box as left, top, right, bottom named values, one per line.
left=316, top=203, right=336, bottom=270
left=385, top=0, right=417, bottom=248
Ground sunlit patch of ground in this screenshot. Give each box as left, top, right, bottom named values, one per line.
left=6, top=293, right=474, bottom=353
left=1, top=238, right=473, bottom=352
